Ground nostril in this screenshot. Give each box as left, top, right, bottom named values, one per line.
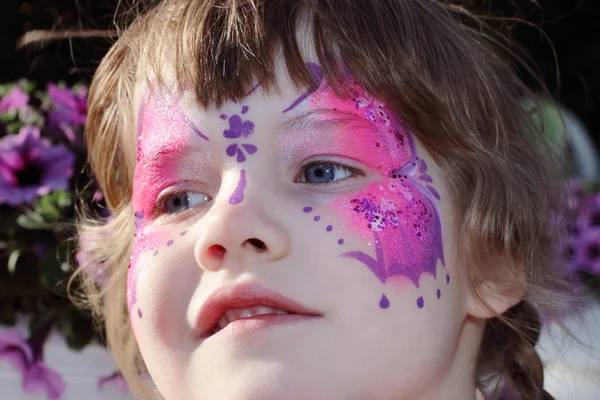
left=208, top=244, right=226, bottom=258
left=246, top=238, right=267, bottom=252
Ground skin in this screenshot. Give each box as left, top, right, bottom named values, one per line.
left=127, top=62, right=494, bottom=400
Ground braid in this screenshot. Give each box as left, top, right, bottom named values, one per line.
left=477, top=301, right=554, bottom=400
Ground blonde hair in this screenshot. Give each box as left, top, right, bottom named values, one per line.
left=72, top=1, right=570, bottom=398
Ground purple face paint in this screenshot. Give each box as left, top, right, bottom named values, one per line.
left=417, top=297, right=424, bottom=308
left=166, top=240, right=174, bottom=247
left=437, top=289, right=441, bottom=299
left=379, top=294, right=390, bottom=309
left=446, top=274, right=450, bottom=284
left=326, top=225, right=333, bottom=232
left=228, top=169, right=247, bottom=205
left=308, top=82, right=446, bottom=309
left=338, top=239, right=344, bottom=245
left=314, top=215, right=321, bottom=221
left=223, top=105, right=258, bottom=163
left=153, top=250, right=159, bottom=257
left=180, top=230, right=187, bottom=236
left=282, top=63, right=325, bottom=113
left=303, top=207, right=313, bottom=213
left=138, top=308, right=143, bottom=318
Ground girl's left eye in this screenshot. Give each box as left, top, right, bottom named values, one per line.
left=296, top=161, right=363, bottom=184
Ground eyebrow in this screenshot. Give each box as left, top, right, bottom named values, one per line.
left=137, top=140, right=211, bottom=170
left=278, top=109, right=371, bottom=137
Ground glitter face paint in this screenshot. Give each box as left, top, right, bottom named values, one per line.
left=128, top=90, right=209, bottom=312
left=303, top=81, right=446, bottom=309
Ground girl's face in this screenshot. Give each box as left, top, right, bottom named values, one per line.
left=129, top=65, right=476, bottom=399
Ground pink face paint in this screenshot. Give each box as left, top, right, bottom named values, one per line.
left=228, top=169, right=247, bottom=205
left=128, top=90, right=208, bottom=312
left=305, top=82, right=446, bottom=309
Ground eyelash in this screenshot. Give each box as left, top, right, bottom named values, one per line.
left=295, top=160, right=365, bottom=185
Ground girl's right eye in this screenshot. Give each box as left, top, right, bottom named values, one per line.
left=161, top=192, right=212, bottom=215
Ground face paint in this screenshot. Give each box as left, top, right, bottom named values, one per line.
left=304, top=82, right=446, bottom=309
left=222, top=104, right=258, bottom=163
left=128, top=89, right=210, bottom=313
left=303, top=206, right=348, bottom=252
left=282, top=63, right=325, bottom=113
left=228, top=169, right=247, bottom=205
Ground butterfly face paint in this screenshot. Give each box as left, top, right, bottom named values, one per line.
left=295, top=79, right=446, bottom=309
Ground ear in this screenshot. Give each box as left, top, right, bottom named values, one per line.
left=466, top=266, right=526, bottom=319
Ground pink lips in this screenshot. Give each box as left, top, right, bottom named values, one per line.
left=196, top=283, right=322, bottom=338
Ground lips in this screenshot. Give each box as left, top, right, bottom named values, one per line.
left=196, top=283, right=322, bottom=338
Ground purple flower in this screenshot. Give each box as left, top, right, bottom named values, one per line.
left=0, top=126, right=75, bottom=205
left=46, top=84, right=88, bottom=142
left=0, top=86, right=29, bottom=114
left=0, top=328, right=65, bottom=399
left=98, top=371, right=129, bottom=393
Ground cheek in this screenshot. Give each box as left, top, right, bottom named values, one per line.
left=331, top=177, right=446, bottom=309
left=127, top=224, right=190, bottom=320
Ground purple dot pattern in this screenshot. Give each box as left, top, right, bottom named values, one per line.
left=153, top=250, right=158, bottom=257
left=437, top=289, right=441, bottom=299
left=446, top=274, right=450, bottom=284
left=417, top=297, right=424, bottom=308
left=166, top=240, right=174, bottom=247
left=303, top=205, right=347, bottom=248
left=222, top=105, right=258, bottom=163
left=137, top=308, right=142, bottom=318
left=180, top=231, right=187, bottom=236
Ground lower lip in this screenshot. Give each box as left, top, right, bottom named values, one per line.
left=209, top=314, right=319, bottom=338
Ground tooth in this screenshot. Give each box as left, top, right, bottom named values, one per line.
left=253, top=306, right=272, bottom=316
left=239, top=309, right=252, bottom=319
left=224, top=309, right=240, bottom=324
left=218, top=317, right=228, bottom=330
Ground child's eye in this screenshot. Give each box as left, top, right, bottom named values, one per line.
left=297, top=161, right=363, bottom=184
left=160, top=192, right=212, bottom=215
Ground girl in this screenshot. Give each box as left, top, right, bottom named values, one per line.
left=75, top=0, right=569, bottom=399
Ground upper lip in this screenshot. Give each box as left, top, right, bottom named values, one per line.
left=196, top=282, right=322, bottom=338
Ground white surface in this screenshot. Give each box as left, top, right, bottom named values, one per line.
left=0, top=319, right=134, bottom=400
left=539, top=299, right=600, bottom=399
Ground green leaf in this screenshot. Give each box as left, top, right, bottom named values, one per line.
left=36, top=191, right=74, bottom=222
left=0, top=84, right=15, bottom=97
left=7, top=249, right=22, bottom=274
left=6, top=121, right=23, bottom=134
left=0, top=109, right=18, bottom=122
left=18, top=79, right=36, bottom=94
left=17, top=212, right=46, bottom=230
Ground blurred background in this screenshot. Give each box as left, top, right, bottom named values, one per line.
left=0, top=1, right=599, bottom=399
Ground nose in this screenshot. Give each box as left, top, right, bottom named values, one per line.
left=194, top=184, right=291, bottom=272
